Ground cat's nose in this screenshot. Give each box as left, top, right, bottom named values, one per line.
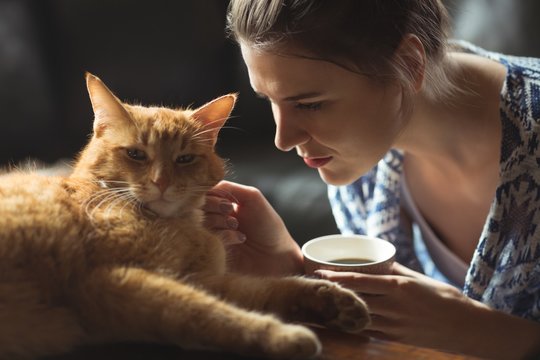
left=151, top=176, right=169, bottom=194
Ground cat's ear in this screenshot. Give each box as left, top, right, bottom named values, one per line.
left=85, top=72, right=130, bottom=138
left=191, top=94, right=237, bottom=146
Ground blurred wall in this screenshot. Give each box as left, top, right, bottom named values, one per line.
left=445, top=0, right=540, bottom=57
left=1, top=0, right=539, bottom=166
left=0, top=0, right=275, bottom=166
left=1, top=0, right=539, bottom=243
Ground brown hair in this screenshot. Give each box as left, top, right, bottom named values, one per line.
left=227, top=0, right=455, bottom=100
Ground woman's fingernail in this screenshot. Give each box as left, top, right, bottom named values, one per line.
left=237, top=232, right=247, bottom=243
left=219, top=201, right=233, bottom=214
left=226, top=217, right=238, bottom=229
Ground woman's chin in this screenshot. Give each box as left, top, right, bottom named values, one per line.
left=318, top=168, right=360, bottom=187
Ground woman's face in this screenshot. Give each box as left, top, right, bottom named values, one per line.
left=241, top=44, right=407, bottom=186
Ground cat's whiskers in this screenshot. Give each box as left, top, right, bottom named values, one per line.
left=192, top=115, right=241, bottom=133
left=191, top=115, right=242, bottom=147
left=83, top=188, right=119, bottom=215
left=189, top=136, right=215, bottom=143
left=90, top=180, right=133, bottom=188
left=218, top=125, right=244, bottom=132
left=84, top=187, right=138, bottom=221
left=190, top=133, right=214, bottom=140
left=189, top=140, right=215, bottom=149
left=191, top=128, right=219, bottom=139
left=103, top=190, right=138, bottom=220
left=83, top=187, right=129, bottom=209
left=86, top=192, right=127, bottom=220
left=118, top=193, right=140, bottom=218
left=190, top=117, right=230, bottom=139
left=197, top=116, right=231, bottom=129
left=135, top=200, right=145, bottom=217
left=195, top=114, right=239, bottom=131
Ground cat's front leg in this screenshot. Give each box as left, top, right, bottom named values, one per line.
left=193, top=274, right=370, bottom=334
left=75, top=267, right=321, bottom=359
left=269, top=277, right=371, bottom=333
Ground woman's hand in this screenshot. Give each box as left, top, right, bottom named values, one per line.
left=204, top=180, right=304, bottom=276
left=316, top=263, right=540, bottom=359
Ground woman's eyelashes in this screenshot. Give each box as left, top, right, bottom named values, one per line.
left=295, top=102, right=323, bottom=111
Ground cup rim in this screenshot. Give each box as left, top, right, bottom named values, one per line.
left=301, top=234, right=396, bottom=267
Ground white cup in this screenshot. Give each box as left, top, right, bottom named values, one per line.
left=302, top=234, right=396, bottom=275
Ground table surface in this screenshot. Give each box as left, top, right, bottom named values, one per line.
left=48, top=326, right=482, bottom=360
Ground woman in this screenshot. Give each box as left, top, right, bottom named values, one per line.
left=204, top=0, right=540, bottom=358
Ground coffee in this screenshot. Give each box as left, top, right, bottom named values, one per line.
left=329, top=257, right=374, bottom=265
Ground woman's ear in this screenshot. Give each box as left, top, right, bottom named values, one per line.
left=394, top=34, right=426, bottom=93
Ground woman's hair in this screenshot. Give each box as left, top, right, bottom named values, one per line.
left=227, top=0, right=455, bottom=100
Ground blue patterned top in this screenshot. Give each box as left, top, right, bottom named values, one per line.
left=328, top=41, right=540, bottom=322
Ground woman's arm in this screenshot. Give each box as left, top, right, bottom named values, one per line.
left=204, top=180, right=304, bottom=276
left=317, top=263, right=540, bottom=359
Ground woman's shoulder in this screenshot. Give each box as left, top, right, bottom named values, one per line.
left=450, top=40, right=540, bottom=64
left=451, top=40, right=540, bottom=82
left=450, top=41, right=540, bottom=170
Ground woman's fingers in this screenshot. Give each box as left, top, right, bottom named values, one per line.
left=204, top=191, right=240, bottom=231
left=204, top=213, right=239, bottom=230
left=218, top=229, right=247, bottom=246
left=204, top=188, right=247, bottom=245
left=207, top=184, right=240, bottom=203
left=315, top=270, right=400, bottom=295
left=361, top=294, right=400, bottom=317
left=203, top=195, right=235, bottom=215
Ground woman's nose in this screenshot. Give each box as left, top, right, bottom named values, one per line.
left=272, top=105, right=309, bottom=152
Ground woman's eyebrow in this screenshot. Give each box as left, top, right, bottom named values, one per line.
left=255, top=91, right=323, bottom=102
left=282, top=92, right=322, bottom=101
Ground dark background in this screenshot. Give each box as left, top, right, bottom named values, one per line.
left=1, top=0, right=539, bottom=244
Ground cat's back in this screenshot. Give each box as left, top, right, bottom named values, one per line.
left=0, top=172, right=87, bottom=257
left=0, top=172, right=80, bottom=222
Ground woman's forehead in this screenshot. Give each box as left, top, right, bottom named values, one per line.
left=240, top=44, right=350, bottom=99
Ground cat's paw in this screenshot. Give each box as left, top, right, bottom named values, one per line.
left=294, top=279, right=370, bottom=334
left=263, top=323, right=321, bottom=359
left=317, top=281, right=370, bottom=333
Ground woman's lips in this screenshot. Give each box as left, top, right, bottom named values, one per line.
left=303, top=156, right=333, bottom=168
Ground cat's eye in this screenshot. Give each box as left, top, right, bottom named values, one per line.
left=176, top=154, right=195, bottom=164
left=295, top=102, right=323, bottom=111
left=126, top=148, right=147, bottom=161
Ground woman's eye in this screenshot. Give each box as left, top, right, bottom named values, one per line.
left=126, top=148, right=147, bottom=161
left=295, top=102, right=322, bottom=111
left=176, top=154, right=195, bottom=164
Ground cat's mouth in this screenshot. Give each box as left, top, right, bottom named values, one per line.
left=143, top=199, right=182, bottom=218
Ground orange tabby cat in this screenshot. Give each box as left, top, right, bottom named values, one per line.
left=0, top=73, right=369, bottom=359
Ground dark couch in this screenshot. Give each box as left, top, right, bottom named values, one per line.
left=1, top=0, right=539, bottom=245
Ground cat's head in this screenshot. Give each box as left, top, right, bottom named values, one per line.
left=76, top=73, right=236, bottom=218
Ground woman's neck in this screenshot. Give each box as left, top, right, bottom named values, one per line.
left=396, top=52, right=506, bottom=179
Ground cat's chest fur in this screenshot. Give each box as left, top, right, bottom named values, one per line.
left=0, top=173, right=226, bottom=289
